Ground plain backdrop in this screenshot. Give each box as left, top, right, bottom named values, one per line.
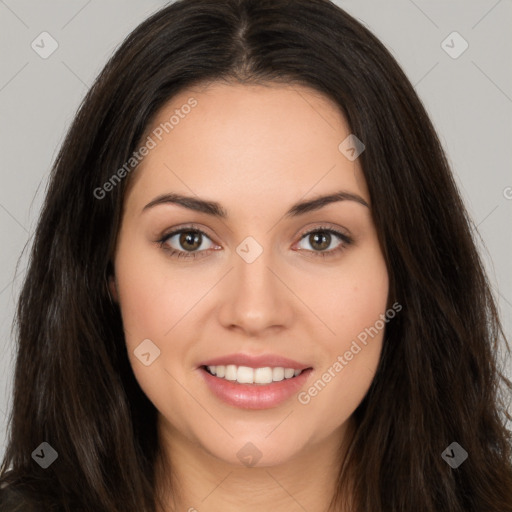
left=1, top=0, right=511, bottom=457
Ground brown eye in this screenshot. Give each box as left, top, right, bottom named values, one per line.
left=178, top=231, right=203, bottom=251
left=308, top=231, right=331, bottom=251
left=296, top=227, right=352, bottom=258
left=158, top=227, right=217, bottom=259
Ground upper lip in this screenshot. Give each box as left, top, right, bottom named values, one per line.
left=198, top=353, right=312, bottom=370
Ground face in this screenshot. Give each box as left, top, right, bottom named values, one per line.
left=110, top=82, right=389, bottom=468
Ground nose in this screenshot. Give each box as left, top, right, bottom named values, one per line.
left=217, top=243, right=294, bottom=337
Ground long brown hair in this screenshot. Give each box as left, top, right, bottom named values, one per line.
left=1, top=1, right=511, bottom=510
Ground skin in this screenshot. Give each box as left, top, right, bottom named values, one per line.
left=109, top=82, right=389, bottom=512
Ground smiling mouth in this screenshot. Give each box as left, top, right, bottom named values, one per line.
left=201, top=364, right=311, bottom=385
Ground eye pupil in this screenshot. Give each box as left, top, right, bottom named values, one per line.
left=310, top=232, right=330, bottom=251
left=180, top=231, right=201, bottom=251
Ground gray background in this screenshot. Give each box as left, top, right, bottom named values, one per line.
left=1, top=0, right=511, bottom=457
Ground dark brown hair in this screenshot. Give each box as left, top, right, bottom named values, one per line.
left=1, top=0, right=511, bottom=510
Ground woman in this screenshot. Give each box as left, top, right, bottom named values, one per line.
left=1, top=0, right=511, bottom=510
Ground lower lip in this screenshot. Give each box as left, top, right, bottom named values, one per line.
left=199, top=366, right=313, bottom=410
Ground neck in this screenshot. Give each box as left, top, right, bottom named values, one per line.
left=154, top=417, right=356, bottom=512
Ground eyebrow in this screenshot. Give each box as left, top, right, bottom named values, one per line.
left=141, top=190, right=369, bottom=218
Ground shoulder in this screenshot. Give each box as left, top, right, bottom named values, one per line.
left=0, top=482, right=37, bottom=512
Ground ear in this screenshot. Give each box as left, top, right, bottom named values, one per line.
left=108, top=273, right=119, bottom=302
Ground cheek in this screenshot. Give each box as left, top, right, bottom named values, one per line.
left=337, top=270, right=389, bottom=340
left=306, top=244, right=389, bottom=344
left=113, top=244, right=181, bottom=403
left=113, top=238, right=203, bottom=384
left=115, top=263, right=163, bottom=344
left=114, top=237, right=191, bottom=342
left=296, top=246, right=388, bottom=417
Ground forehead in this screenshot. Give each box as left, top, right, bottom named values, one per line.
left=123, top=82, right=369, bottom=217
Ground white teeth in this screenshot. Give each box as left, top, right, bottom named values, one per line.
left=284, top=368, right=295, bottom=379
left=206, top=364, right=304, bottom=384
left=237, top=366, right=255, bottom=384
left=272, top=367, right=285, bottom=381
left=225, top=364, right=237, bottom=381
left=254, top=367, right=273, bottom=384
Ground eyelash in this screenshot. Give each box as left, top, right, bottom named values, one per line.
left=157, top=224, right=353, bottom=260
